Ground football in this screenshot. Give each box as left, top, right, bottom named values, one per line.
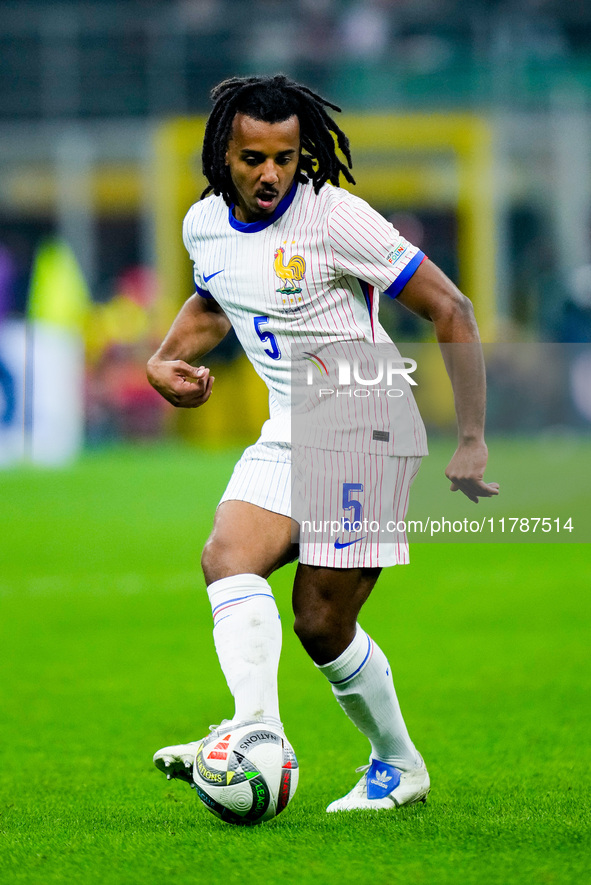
left=192, top=722, right=299, bottom=825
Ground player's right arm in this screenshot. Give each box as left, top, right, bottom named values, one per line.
left=147, top=293, right=231, bottom=408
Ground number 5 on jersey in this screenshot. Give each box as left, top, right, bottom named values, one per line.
left=254, top=315, right=281, bottom=361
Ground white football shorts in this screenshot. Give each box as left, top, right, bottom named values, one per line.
left=219, top=440, right=421, bottom=568
left=219, top=440, right=292, bottom=516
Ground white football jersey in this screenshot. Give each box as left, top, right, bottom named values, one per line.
left=183, top=179, right=428, bottom=455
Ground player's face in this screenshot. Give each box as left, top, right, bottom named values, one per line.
left=225, top=113, right=301, bottom=223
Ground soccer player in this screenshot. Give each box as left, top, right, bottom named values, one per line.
left=147, top=75, right=499, bottom=812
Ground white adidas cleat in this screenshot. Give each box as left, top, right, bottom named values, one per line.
left=326, top=755, right=430, bottom=812
left=153, top=740, right=202, bottom=785
left=153, top=719, right=262, bottom=787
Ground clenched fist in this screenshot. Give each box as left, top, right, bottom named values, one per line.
left=147, top=357, right=215, bottom=408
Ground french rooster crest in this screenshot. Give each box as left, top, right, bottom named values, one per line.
left=274, top=246, right=306, bottom=295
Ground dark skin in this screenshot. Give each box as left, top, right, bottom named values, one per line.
left=147, top=114, right=499, bottom=665
left=226, top=112, right=300, bottom=221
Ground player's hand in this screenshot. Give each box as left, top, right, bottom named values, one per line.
left=146, top=357, right=214, bottom=408
left=445, top=439, right=500, bottom=504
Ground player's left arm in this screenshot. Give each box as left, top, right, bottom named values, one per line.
left=396, top=258, right=499, bottom=503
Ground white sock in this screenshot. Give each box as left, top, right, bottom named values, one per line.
left=207, top=574, right=282, bottom=729
left=317, top=624, right=419, bottom=770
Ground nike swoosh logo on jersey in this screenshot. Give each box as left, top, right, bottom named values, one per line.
left=203, top=269, right=224, bottom=283
left=334, top=537, right=365, bottom=549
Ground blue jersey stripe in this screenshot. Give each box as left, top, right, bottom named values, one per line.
left=384, top=251, right=426, bottom=299
left=358, top=278, right=375, bottom=340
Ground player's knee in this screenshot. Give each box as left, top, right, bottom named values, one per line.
left=201, top=535, right=227, bottom=585
left=202, top=533, right=261, bottom=584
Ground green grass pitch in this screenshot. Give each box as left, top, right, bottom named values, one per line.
left=0, top=439, right=589, bottom=884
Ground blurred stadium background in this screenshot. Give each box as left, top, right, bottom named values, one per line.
left=1, top=0, right=591, bottom=463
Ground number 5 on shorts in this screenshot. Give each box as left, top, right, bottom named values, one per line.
left=342, top=482, right=363, bottom=530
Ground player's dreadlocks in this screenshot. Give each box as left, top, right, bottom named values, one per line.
left=201, top=74, right=355, bottom=205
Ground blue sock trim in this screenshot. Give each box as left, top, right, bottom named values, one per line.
left=328, top=634, right=373, bottom=686
left=212, top=592, right=276, bottom=625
